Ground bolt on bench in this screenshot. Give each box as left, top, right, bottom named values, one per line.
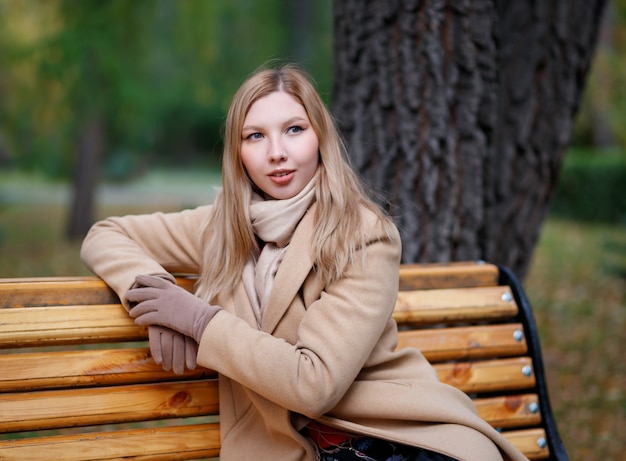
left=0, top=261, right=568, bottom=460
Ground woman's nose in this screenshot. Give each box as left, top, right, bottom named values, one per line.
left=267, top=139, right=287, bottom=162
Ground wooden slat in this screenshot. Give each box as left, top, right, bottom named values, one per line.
left=473, top=393, right=541, bottom=429
left=434, top=357, right=536, bottom=393
left=0, top=286, right=518, bottom=349
left=0, top=348, right=216, bottom=392
left=0, top=353, right=539, bottom=429
left=396, top=324, right=527, bottom=362
left=0, top=425, right=545, bottom=461
left=0, top=380, right=219, bottom=433
left=0, top=277, right=118, bottom=308
left=393, top=286, right=517, bottom=325
left=0, top=304, right=144, bottom=348
left=1, top=322, right=527, bottom=392
left=399, top=261, right=499, bottom=290
left=502, top=428, right=550, bottom=460
left=0, top=423, right=220, bottom=461
left=0, top=426, right=546, bottom=461
left=0, top=276, right=196, bottom=308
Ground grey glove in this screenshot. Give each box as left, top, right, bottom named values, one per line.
left=148, top=325, right=198, bottom=375
left=127, top=274, right=221, bottom=343
left=128, top=275, right=198, bottom=375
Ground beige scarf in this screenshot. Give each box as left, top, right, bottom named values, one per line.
left=243, top=176, right=317, bottom=328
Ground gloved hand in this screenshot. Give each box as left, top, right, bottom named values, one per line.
left=127, top=274, right=221, bottom=343
left=128, top=275, right=198, bottom=374
left=148, top=325, right=198, bottom=375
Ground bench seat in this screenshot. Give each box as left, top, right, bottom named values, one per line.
left=0, top=261, right=569, bottom=460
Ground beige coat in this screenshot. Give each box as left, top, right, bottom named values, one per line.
left=81, top=204, right=529, bottom=461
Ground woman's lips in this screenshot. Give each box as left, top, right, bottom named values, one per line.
left=269, top=170, right=295, bottom=184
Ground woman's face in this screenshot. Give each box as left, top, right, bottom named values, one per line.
left=240, top=91, right=319, bottom=200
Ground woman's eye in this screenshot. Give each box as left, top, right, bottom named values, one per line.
left=287, top=126, right=303, bottom=134
left=246, top=132, right=263, bottom=140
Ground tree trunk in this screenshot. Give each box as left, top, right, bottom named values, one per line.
left=332, top=0, right=607, bottom=278
left=67, top=114, right=105, bottom=240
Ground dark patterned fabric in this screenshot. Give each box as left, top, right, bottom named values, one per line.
left=304, top=422, right=459, bottom=461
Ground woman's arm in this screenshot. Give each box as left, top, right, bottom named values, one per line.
left=197, top=220, right=402, bottom=417
left=81, top=205, right=212, bottom=306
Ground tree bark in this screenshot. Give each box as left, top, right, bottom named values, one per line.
left=67, top=114, right=105, bottom=240
left=332, top=0, right=607, bottom=278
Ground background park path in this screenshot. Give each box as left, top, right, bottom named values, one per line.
left=0, top=169, right=221, bottom=208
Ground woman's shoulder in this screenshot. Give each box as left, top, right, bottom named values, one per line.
left=356, top=203, right=401, bottom=246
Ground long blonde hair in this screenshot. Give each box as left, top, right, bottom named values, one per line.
left=196, top=65, right=397, bottom=301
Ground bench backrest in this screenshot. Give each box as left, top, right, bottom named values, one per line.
left=0, top=261, right=568, bottom=461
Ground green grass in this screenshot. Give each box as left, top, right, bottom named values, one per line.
left=1, top=181, right=624, bottom=460
left=0, top=202, right=186, bottom=278
left=525, top=219, right=626, bottom=460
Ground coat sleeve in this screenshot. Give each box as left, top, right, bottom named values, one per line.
left=197, top=215, right=402, bottom=418
left=80, top=206, right=211, bottom=306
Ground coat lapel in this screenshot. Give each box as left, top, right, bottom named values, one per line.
left=218, top=281, right=259, bottom=329
left=260, top=204, right=316, bottom=334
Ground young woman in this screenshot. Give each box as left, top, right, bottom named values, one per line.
left=81, top=65, right=528, bottom=461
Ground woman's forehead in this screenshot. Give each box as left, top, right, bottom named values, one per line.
left=244, top=91, right=309, bottom=125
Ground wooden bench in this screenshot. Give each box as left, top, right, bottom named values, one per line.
left=0, top=261, right=569, bottom=461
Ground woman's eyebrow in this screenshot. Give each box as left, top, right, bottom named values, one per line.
left=242, top=124, right=262, bottom=132
left=242, top=117, right=309, bottom=132
left=284, top=116, right=308, bottom=125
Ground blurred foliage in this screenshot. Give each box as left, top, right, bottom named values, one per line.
left=1, top=0, right=625, bottom=178
left=551, top=147, right=626, bottom=223
left=0, top=0, right=333, bottom=180
left=572, top=0, right=626, bottom=148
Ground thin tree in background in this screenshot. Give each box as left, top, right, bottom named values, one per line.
left=333, top=0, right=608, bottom=278
left=59, top=1, right=155, bottom=239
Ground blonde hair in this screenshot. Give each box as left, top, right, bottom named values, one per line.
left=196, top=64, right=397, bottom=301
